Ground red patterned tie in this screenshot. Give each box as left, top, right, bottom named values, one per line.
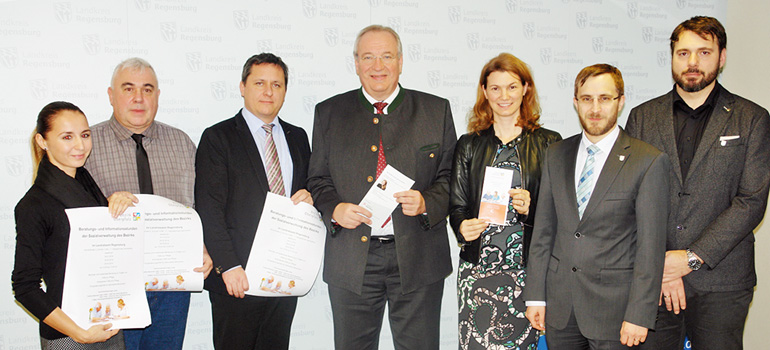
left=262, top=124, right=286, bottom=196
left=373, top=102, right=391, bottom=228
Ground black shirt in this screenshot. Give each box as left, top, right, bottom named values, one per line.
left=673, top=82, right=722, bottom=178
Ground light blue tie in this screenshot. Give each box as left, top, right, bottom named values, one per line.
left=577, top=145, right=600, bottom=219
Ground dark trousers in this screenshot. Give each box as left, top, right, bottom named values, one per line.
left=639, top=282, right=753, bottom=350
left=124, top=291, right=190, bottom=350
left=209, top=291, right=298, bottom=350
left=546, top=309, right=636, bottom=350
left=328, top=239, right=444, bottom=350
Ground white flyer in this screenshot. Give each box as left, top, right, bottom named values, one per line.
left=135, top=194, right=204, bottom=292
left=62, top=207, right=151, bottom=330
left=478, top=166, right=514, bottom=225
left=244, top=192, right=326, bottom=297
left=359, top=164, right=416, bottom=228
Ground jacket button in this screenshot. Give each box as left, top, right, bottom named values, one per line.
left=371, top=145, right=378, bottom=152
left=373, top=117, right=379, bottom=124
left=361, top=236, right=368, bottom=242
left=677, top=225, right=684, bottom=231
left=429, top=153, right=435, bottom=158
left=571, top=267, right=577, bottom=272
left=575, top=232, right=581, bottom=238
left=367, top=176, right=374, bottom=183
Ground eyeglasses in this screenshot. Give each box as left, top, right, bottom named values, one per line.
left=577, top=95, right=621, bottom=106
left=357, top=54, right=398, bottom=64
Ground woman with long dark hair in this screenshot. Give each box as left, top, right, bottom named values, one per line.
left=13, top=101, right=135, bottom=349
left=450, top=53, right=562, bottom=349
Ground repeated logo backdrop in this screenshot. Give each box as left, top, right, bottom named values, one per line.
left=0, top=1, right=724, bottom=349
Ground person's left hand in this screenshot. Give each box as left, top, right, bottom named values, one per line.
left=107, top=191, right=138, bottom=218
left=394, top=190, right=426, bottom=216
left=291, top=189, right=313, bottom=205
left=662, top=250, right=693, bottom=283
left=194, top=245, right=213, bottom=279
left=620, top=321, right=648, bottom=347
left=509, top=188, right=531, bottom=216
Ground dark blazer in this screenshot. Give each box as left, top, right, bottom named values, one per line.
left=626, top=85, right=770, bottom=292
left=195, top=112, right=311, bottom=296
left=449, top=126, right=561, bottom=265
left=308, top=88, right=456, bottom=294
left=524, top=129, right=670, bottom=340
left=13, top=157, right=108, bottom=340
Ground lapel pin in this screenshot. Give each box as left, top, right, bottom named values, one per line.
left=723, top=106, right=731, bottom=112
left=619, top=155, right=625, bottom=161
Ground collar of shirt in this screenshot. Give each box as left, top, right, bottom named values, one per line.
left=361, top=85, right=401, bottom=114
left=672, top=81, right=722, bottom=116
left=108, top=115, right=159, bottom=143
left=575, top=125, right=620, bottom=191
left=241, top=107, right=285, bottom=140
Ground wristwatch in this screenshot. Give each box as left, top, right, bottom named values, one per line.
left=686, top=249, right=702, bottom=271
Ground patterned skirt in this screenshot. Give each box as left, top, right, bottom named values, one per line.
left=40, top=331, right=125, bottom=350
left=457, top=228, right=539, bottom=350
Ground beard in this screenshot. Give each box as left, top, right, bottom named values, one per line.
left=673, top=66, right=719, bottom=93
left=579, top=111, right=618, bottom=138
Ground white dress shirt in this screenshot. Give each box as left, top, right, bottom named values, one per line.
left=242, top=108, right=294, bottom=197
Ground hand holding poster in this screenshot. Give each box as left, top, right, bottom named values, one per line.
left=244, top=193, right=326, bottom=297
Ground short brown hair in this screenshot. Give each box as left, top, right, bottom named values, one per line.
left=468, top=53, right=541, bottom=134
left=670, top=16, right=726, bottom=54
left=574, top=64, right=624, bottom=97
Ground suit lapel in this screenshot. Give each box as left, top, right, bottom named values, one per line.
left=655, top=92, right=684, bottom=186
left=235, top=112, right=271, bottom=193
left=687, top=89, right=735, bottom=181
left=560, top=136, right=581, bottom=220
left=581, top=130, right=632, bottom=222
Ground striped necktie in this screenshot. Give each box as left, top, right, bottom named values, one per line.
left=262, top=124, right=285, bottom=196
left=577, top=144, right=600, bottom=219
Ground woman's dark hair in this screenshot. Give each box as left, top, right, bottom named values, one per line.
left=31, top=101, right=85, bottom=177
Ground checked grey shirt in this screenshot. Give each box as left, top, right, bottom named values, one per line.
left=85, top=116, right=196, bottom=207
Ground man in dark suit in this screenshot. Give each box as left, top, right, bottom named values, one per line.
left=195, top=53, right=312, bottom=350
left=525, top=64, right=670, bottom=349
left=307, top=25, right=456, bottom=350
left=627, top=16, right=770, bottom=350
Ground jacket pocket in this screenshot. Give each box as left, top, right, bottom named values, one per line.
left=548, top=256, right=560, bottom=273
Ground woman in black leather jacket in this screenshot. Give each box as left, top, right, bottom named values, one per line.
left=450, top=53, right=561, bottom=350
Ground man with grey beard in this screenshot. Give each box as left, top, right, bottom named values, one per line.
left=626, top=16, right=770, bottom=350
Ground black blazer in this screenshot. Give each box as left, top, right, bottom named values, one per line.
left=626, top=85, right=770, bottom=292
left=308, top=88, right=456, bottom=294
left=13, top=157, right=107, bottom=340
left=195, top=112, right=311, bottom=296
left=449, top=126, right=561, bottom=265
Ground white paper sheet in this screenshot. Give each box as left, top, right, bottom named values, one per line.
left=135, top=194, right=204, bottom=292
left=359, top=165, right=416, bottom=228
left=62, top=207, right=151, bottom=330
left=244, top=193, right=326, bottom=297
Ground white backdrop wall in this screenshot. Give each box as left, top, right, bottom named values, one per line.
left=0, top=1, right=738, bottom=349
